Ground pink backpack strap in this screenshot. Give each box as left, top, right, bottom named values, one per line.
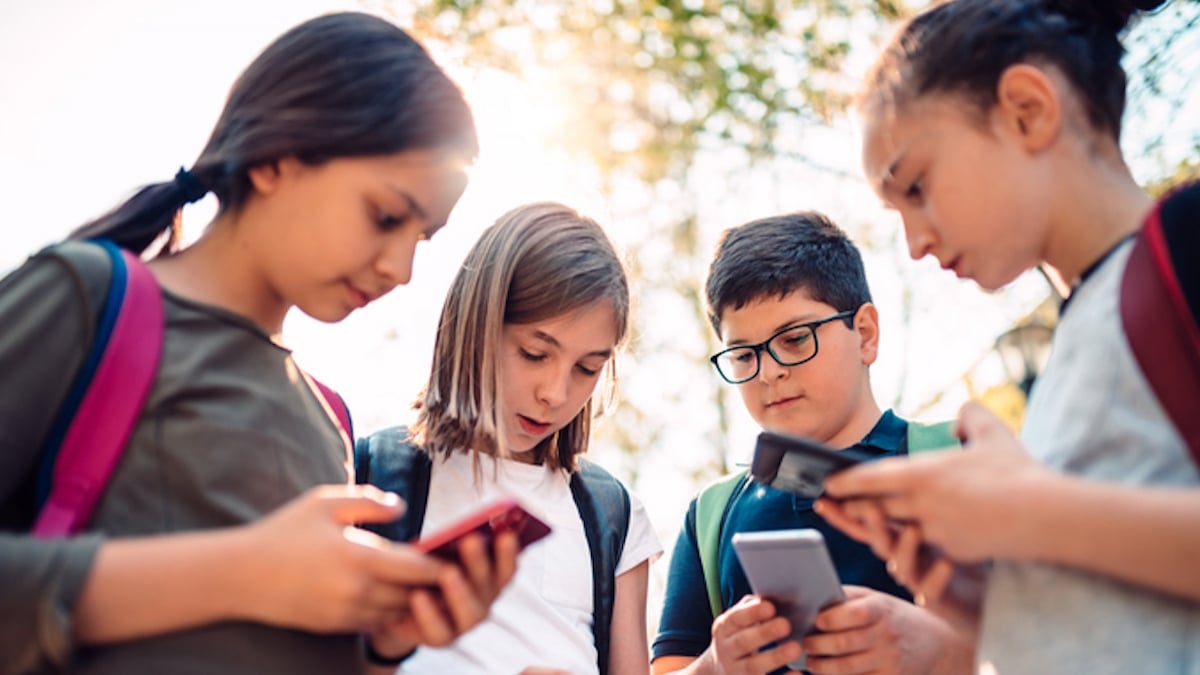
left=1120, top=189, right=1200, bottom=465
left=311, top=377, right=353, bottom=442
left=34, top=247, right=164, bottom=537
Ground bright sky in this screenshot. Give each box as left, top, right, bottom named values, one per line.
left=3, top=0, right=1187, bottom=633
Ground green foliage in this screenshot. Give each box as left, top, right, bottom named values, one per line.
left=393, top=0, right=906, bottom=183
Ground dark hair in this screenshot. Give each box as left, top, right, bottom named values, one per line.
left=704, top=211, right=872, bottom=335
left=71, top=12, right=478, bottom=253
left=413, top=202, right=629, bottom=472
left=861, top=0, right=1168, bottom=142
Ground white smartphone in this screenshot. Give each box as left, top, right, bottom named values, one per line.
left=731, top=529, right=846, bottom=671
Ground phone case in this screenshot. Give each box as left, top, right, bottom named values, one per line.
left=750, top=430, right=875, bottom=498
left=416, top=498, right=551, bottom=561
left=731, top=528, right=846, bottom=671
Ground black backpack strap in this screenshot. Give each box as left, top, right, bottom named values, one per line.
left=569, top=459, right=631, bottom=675
left=1121, top=181, right=1200, bottom=464
left=353, top=425, right=431, bottom=542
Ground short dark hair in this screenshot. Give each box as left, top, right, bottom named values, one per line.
left=704, top=211, right=872, bottom=335
left=861, top=0, right=1167, bottom=142
left=73, top=12, right=478, bottom=253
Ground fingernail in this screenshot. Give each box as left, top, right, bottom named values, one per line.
left=916, top=593, right=926, bottom=607
left=381, top=491, right=401, bottom=506
left=887, top=559, right=897, bottom=574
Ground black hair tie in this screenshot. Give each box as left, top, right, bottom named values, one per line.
left=173, top=167, right=209, bottom=204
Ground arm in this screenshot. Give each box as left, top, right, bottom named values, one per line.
left=823, top=402, right=1200, bottom=602
left=609, top=561, right=651, bottom=675
left=74, top=486, right=444, bottom=641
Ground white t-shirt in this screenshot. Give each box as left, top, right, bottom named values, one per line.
left=977, top=240, right=1200, bottom=675
left=401, top=452, right=661, bottom=674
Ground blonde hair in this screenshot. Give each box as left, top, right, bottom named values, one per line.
left=412, top=202, right=629, bottom=471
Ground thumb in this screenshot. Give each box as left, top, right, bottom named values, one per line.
left=955, top=401, right=1014, bottom=450
left=311, top=484, right=408, bottom=525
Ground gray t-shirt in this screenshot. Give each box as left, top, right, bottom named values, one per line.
left=978, top=240, right=1200, bottom=674
left=0, top=242, right=362, bottom=674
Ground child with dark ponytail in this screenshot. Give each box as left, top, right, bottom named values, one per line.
left=818, top=1, right=1200, bottom=673
left=0, top=12, right=516, bottom=675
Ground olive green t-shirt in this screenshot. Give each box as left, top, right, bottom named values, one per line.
left=0, top=242, right=362, bottom=674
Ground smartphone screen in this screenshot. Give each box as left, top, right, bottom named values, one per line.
left=750, top=430, right=875, bottom=498
left=732, top=528, right=845, bottom=670
left=416, top=498, right=551, bottom=562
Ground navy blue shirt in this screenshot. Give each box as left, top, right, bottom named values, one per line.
left=653, top=411, right=912, bottom=661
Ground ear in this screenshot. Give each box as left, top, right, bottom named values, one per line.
left=853, top=303, right=880, bottom=366
left=246, top=156, right=302, bottom=196
left=994, top=64, right=1061, bottom=152
left=246, top=161, right=282, bottom=196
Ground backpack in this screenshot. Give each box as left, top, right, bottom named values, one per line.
left=31, top=240, right=352, bottom=537
left=353, top=426, right=631, bottom=675
left=1119, top=181, right=1200, bottom=466
left=694, top=420, right=958, bottom=618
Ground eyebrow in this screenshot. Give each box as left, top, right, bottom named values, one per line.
left=531, top=329, right=613, bottom=359
left=725, top=316, right=825, bottom=346
left=877, top=150, right=907, bottom=195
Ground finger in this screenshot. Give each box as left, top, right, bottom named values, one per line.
left=811, top=586, right=881, bottom=633
left=913, top=556, right=957, bottom=608
left=803, top=624, right=873, bottom=657
left=362, top=542, right=442, bottom=586
left=359, top=583, right=412, bottom=614
left=311, top=484, right=407, bottom=525
left=877, top=495, right=919, bottom=522
left=454, top=532, right=496, bottom=599
left=822, top=456, right=919, bottom=499
left=814, top=499, right=872, bottom=543
left=744, top=639, right=804, bottom=675
left=806, top=647, right=879, bottom=675
left=889, top=523, right=925, bottom=589
left=436, top=563, right=488, bottom=634
left=407, top=587, right=456, bottom=646
left=492, top=530, right=520, bottom=589
left=956, top=401, right=1011, bottom=449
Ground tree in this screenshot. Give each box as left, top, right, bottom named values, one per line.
left=370, top=0, right=1199, bottom=484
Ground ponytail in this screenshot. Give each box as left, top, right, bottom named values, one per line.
left=70, top=168, right=210, bottom=254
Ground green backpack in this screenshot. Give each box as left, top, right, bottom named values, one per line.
left=694, top=421, right=959, bottom=618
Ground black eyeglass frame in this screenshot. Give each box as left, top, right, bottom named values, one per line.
left=709, top=309, right=857, bottom=384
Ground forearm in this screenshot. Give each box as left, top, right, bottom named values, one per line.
left=1014, top=476, right=1200, bottom=600
left=74, top=526, right=260, bottom=643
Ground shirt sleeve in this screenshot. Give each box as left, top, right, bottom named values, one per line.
left=651, top=499, right=716, bottom=660
left=615, top=487, right=662, bottom=576
left=0, top=245, right=109, bottom=673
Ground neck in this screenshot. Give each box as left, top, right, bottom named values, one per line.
left=825, top=396, right=884, bottom=450
left=1043, top=147, right=1152, bottom=285
left=148, top=214, right=288, bottom=335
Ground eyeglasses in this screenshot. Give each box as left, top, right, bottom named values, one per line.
left=709, top=310, right=857, bottom=384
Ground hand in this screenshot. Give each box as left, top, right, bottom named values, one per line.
left=368, top=529, right=520, bottom=656
left=821, top=402, right=1054, bottom=563
left=802, top=587, right=951, bottom=675
left=519, top=668, right=572, bottom=675
left=234, top=484, right=444, bottom=633
left=703, top=595, right=803, bottom=675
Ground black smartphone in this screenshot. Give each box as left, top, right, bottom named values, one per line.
left=749, top=430, right=875, bottom=498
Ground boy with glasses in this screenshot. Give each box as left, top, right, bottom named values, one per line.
left=651, top=212, right=972, bottom=675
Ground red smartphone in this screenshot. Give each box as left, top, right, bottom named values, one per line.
left=416, top=498, right=552, bottom=562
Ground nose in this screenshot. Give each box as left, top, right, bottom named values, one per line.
left=376, top=227, right=421, bottom=286
left=902, top=213, right=937, bottom=261
left=536, top=366, right=571, bottom=409
left=755, top=348, right=789, bottom=383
